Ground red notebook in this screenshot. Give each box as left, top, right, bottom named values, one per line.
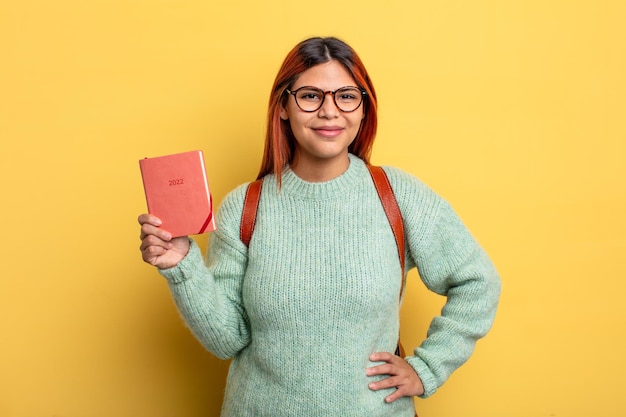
left=139, top=150, right=216, bottom=237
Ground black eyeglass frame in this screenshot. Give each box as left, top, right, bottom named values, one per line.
left=285, top=86, right=367, bottom=113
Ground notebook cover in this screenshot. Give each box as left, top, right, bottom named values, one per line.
left=139, top=150, right=216, bottom=237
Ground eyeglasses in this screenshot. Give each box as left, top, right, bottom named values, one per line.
left=285, top=86, right=366, bottom=113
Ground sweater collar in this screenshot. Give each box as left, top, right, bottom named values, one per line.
left=275, top=154, right=369, bottom=200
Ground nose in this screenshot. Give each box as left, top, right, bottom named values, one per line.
left=318, top=91, right=339, bottom=117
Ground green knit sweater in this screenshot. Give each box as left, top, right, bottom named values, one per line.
left=160, top=154, right=501, bottom=416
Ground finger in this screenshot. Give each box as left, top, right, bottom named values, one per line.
left=366, top=363, right=397, bottom=377
left=385, top=378, right=420, bottom=403
left=139, top=234, right=173, bottom=252
left=140, top=222, right=172, bottom=242
left=369, top=351, right=397, bottom=363
left=138, top=213, right=162, bottom=227
left=383, top=388, right=405, bottom=403
left=368, top=375, right=402, bottom=391
left=140, top=244, right=169, bottom=263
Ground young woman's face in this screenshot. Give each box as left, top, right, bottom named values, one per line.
left=280, top=60, right=364, bottom=171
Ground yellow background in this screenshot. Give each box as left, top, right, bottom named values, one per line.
left=1, top=1, right=625, bottom=416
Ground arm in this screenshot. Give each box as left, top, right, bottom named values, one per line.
left=405, top=199, right=501, bottom=397
left=159, top=233, right=250, bottom=359
left=139, top=186, right=251, bottom=359
left=378, top=167, right=501, bottom=398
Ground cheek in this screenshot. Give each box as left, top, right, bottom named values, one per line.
left=286, top=113, right=309, bottom=132
left=349, top=112, right=365, bottom=127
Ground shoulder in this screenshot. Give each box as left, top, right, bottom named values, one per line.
left=378, top=165, right=443, bottom=208
left=209, top=181, right=253, bottom=249
left=214, top=176, right=277, bottom=235
left=377, top=165, right=456, bottom=234
left=217, top=182, right=250, bottom=221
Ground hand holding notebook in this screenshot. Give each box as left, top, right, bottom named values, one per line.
left=138, top=212, right=191, bottom=269
left=139, top=150, right=216, bottom=238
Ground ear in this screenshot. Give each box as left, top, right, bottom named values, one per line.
left=279, top=105, right=289, bottom=121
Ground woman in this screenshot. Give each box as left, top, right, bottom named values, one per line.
left=139, top=36, right=501, bottom=417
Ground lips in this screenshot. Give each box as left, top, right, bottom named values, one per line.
left=313, top=126, right=344, bottom=138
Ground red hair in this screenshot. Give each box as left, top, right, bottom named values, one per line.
left=257, top=37, right=378, bottom=182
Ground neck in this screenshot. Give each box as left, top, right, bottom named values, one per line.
left=290, top=154, right=350, bottom=182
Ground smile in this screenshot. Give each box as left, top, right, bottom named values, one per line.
left=313, top=126, right=344, bottom=138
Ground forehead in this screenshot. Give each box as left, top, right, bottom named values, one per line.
left=292, top=60, right=357, bottom=89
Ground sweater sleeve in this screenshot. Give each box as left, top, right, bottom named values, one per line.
left=385, top=168, right=501, bottom=398
left=158, top=184, right=251, bottom=359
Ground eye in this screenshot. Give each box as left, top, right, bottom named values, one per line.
left=336, top=88, right=360, bottom=102
left=339, top=93, right=357, bottom=100
left=297, top=89, right=323, bottom=102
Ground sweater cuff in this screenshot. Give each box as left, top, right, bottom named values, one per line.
left=158, top=238, right=205, bottom=284
left=405, top=355, right=438, bottom=398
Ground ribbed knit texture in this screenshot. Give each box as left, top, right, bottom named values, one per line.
left=160, top=154, right=501, bottom=416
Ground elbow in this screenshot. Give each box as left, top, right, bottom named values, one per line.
left=197, top=329, right=250, bottom=360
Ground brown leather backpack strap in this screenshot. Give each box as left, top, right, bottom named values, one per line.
left=368, top=165, right=408, bottom=359
left=240, top=178, right=263, bottom=247
left=367, top=165, right=406, bottom=296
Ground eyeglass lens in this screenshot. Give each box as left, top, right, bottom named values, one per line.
left=291, top=87, right=364, bottom=112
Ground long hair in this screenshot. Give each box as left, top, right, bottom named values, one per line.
left=257, top=37, right=378, bottom=182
